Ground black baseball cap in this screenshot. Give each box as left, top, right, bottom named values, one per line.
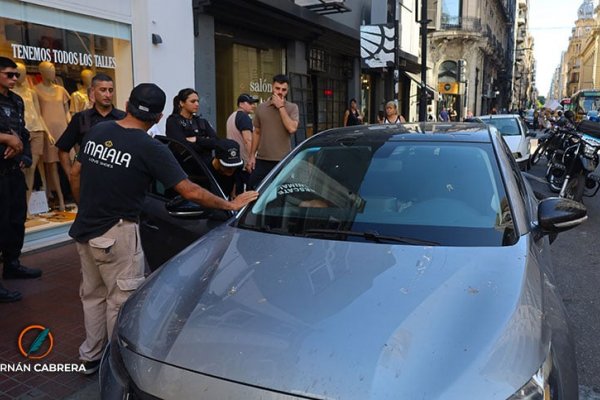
left=215, top=139, right=243, bottom=168
left=129, top=83, right=166, bottom=115
left=237, top=93, right=259, bottom=104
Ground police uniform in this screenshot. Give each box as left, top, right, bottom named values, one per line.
left=0, top=88, right=42, bottom=280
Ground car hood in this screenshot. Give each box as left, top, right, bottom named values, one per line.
left=119, top=226, right=546, bottom=399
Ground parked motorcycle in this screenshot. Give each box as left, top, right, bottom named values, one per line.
left=546, top=121, right=600, bottom=202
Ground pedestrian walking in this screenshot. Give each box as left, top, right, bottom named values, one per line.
left=68, top=83, right=258, bottom=374
left=383, top=101, right=405, bottom=124
left=226, top=93, right=258, bottom=193
left=439, top=107, right=449, bottom=122
left=247, top=74, right=299, bottom=189
left=0, top=56, right=43, bottom=303
left=56, top=73, right=126, bottom=178
left=427, top=106, right=437, bottom=122
left=343, top=98, right=363, bottom=126
left=165, top=88, right=217, bottom=164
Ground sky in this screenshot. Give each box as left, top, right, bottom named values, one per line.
left=529, top=0, right=583, bottom=97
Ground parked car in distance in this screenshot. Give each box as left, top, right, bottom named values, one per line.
left=524, top=109, right=535, bottom=128
left=101, top=123, right=586, bottom=400
left=478, top=114, right=534, bottom=170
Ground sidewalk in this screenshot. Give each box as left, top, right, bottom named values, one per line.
left=0, top=243, right=99, bottom=400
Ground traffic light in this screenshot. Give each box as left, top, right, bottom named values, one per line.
left=457, top=59, right=467, bottom=83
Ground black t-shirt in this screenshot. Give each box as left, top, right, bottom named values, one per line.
left=56, top=106, right=126, bottom=151
left=69, top=121, right=187, bottom=242
left=235, top=111, right=253, bottom=132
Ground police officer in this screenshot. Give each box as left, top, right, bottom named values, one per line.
left=0, top=57, right=42, bottom=303
left=56, top=73, right=126, bottom=178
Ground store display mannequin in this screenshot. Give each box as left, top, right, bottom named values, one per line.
left=70, top=69, right=93, bottom=114
left=12, top=62, right=51, bottom=214
left=34, top=61, right=70, bottom=211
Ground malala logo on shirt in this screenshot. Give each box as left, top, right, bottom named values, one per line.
left=83, top=139, right=132, bottom=168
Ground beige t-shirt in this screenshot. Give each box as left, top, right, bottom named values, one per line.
left=226, top=110, right=250, bottom=164
left=253, top=98, right=299, bottom=161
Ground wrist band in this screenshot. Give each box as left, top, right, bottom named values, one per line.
left=278, top=106, right=284, bottom=109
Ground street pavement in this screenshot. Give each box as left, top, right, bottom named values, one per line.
left=0, top=242, right=99, bottom=400
left=527, top=133, right=600, bottom=399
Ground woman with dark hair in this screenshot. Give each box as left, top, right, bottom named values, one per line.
left=343, top=98, right=363, bottom=126
left=165, top=88, right=217, bottom=163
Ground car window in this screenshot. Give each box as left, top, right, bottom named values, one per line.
left=238, top=141, right=517, bottom=247
left=149, top=139, right=216, bottom=199
left=480, top=118, right=521, bottom=136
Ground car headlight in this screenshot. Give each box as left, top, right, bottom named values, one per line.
left=507, top=354, right=553, bottom=400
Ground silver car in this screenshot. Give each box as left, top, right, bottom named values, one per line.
left=478, top=114, right=535, bottom=170
left=101, top=123, right=586, bottom=399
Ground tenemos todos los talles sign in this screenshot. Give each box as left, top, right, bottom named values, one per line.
left=11, top=43, right=117, bottom=69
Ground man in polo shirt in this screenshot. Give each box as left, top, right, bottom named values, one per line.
left=56, top=73, right=126, bottom=177
left=69, top=83, right=258, bottom=374
left=248, top=74, right=299, bottom=189
left=226, top=93, right=258, bottom=193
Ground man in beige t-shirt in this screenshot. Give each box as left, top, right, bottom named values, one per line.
left=226, top=93, right=258, bottom=193
left=248, top=74, right=299, bottom=189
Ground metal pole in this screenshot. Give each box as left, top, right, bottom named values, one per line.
left=419, top=0, right=429, bottom=121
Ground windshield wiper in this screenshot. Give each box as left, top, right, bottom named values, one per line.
left=304, top=229, right=439, bottom=246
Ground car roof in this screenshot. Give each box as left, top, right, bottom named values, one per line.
left=478, top=114, right=521, bottom=120
left=308, top=123, right=493, bottom=146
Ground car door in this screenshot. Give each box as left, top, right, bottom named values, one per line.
left=140, top=136, right=232, bottom=271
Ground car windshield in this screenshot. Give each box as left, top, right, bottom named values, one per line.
left=237, top=138, right=517, bottom=246
left=479, top=117, right=521, bottom=136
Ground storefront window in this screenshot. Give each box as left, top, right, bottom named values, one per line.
left=215, top=37, right=285, bottom=135
left=0, top=15, right=132, bottom=108
left=0, top=3, right=132, bottom=237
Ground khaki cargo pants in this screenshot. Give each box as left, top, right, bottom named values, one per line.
left=76, top=220, right=145, bottom=362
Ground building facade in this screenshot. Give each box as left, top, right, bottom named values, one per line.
left=512, top=0, right=536, bottom=111
left=427, top=0, right=518, bottom=118
left=564, top=0, right=596, bottom=97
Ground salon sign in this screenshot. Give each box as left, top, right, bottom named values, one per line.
left=11, top=44, right=117, bottom=69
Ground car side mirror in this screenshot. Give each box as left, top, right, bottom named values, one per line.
left=537, top=197, right=587, bottom=235
left=525, top=130, right=536, bottom=137
left=165, top=196, right=209, bottom=219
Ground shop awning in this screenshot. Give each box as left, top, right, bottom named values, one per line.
left=402, top=71, right=438, bottom=96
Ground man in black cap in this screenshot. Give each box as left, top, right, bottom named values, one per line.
left=69, top=83, right=258, bottom=374
left=226, top=93, right=258, bottom=194
left=209, top=139, right=245, bottom=199
left=0, top=56, right=42, bottom=304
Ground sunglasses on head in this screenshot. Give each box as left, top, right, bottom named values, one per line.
left=1, top=72, right=20, bottom=79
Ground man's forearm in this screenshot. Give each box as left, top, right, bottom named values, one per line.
left=278, top=108, right=298, bottom=134
left=69, top=161, right=82, bottom=204
left=250, top=129, right=260, bottom=158
left=58, top=150, right=72, bottom=177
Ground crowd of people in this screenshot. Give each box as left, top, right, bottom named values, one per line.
left=0, top=55, right=306, bottom=374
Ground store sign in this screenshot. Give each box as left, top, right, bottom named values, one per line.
left=249, top=78, right=272, bottom=94
left=11, top=44, right=117, bottom=69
